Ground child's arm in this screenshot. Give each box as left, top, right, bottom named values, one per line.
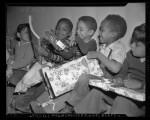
left=74, top=45, right=83, bottom=59
left=11, top=44, right=34, bottom=69
left=87, top=51, right=122, bottom=73
left=46, top=52, right=64, bottom=62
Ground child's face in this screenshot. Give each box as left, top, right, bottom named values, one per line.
left=18, top=27, right=30, bottom=42
left=99, top=21, right=114, bottom=45
left=76, top=21, right=91, bottom=40
left=55, top=22, right=71, bottom=40
left=131, top=42, right=145, bottom=58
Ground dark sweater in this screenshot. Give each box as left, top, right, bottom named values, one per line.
left=116, top=50, right=145, bottom=88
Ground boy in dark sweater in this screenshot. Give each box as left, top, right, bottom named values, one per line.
left=109, top=23, right=145, bottom=116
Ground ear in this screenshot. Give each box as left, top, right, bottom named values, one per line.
left=68, top=31, right=72, bottom=37
left=111, top=31, right=117, bottom=38
left=17, top=32, right=21, bottom=38
left=88, top=30, right=94, bottom=36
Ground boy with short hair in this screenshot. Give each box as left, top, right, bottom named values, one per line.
left=60, top=14, right=127, bottom=113
left=37, top=18, right=74, bottom=64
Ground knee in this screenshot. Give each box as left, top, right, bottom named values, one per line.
left=90, top=89, right=104, bottom=97
left=78, top=74, right=89, bottom=83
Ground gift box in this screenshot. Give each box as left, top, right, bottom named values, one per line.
left=42, top=56, right=103, bottom=97
left=89, top=79, right=145, bottom=101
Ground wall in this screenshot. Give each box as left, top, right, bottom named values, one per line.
left=7, top=3, right=145, bottom=52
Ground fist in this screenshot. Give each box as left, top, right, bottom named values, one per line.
left=124, top=78, right=142, bottom=89
left=87, top=51, right=98, bottom=59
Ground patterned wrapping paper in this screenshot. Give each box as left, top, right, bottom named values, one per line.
left=42, top=56, right=104, bottom=97
left=89, top=79, right=145, bottom=101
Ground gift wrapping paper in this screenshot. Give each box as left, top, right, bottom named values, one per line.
left=42, top=56, right=103, bottom=97
left=89, top=79, right=145, bottom=101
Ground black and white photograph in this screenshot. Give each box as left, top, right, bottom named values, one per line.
left=6, top=3, right=147, bottom=117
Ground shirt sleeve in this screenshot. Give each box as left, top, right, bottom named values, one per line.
left=59, top=49, right=74, bottom=60
left=11, top=43, right=34, bottom=69
left=114, top=52, right=129, bottom=79
left=47, top=52, right=64, bottom=62
left=111, top=47, right=126, bottom=64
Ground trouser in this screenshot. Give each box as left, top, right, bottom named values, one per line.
left=66, top=73, right=100, bottom=107
left=74, top=88, right=114, bottom=113
left=7, top=70, right=27, bottom=85
left=110, top=96, right=145, bottom=116
left=7, top=82, right=46, bottom=113
left=72, top=87, right=145, bottom=116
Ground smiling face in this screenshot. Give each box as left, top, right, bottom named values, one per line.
left=17, top=27, right=30, bottom=42
left=131, top=42, right=145, bottom=58
left=76, top=21, right=92, bottom=40
left=98, top=21, right=114, bottom=45
left=55, top=22, right=72, bottom=40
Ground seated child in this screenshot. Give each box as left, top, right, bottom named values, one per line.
left=7, top=23, right=34, bottom=85
left=64, top=23, right=145, bottom=116
left=37, top=18, right=75, bottom=65
left=59, top=14, right=127, bottom=113
left=6, top=23, right=34, bottom=114
left=109, top=23, right=145, bottom=116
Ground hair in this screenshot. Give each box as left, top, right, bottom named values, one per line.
left=103, top=14, right=127, bottom=40
left=78, top=16, right=97, bottom=34
left=16, top=23, right=32, bottom=41
left=56, top=18, right=73, bottom=32
left=130, top=23, right=145, bottom=45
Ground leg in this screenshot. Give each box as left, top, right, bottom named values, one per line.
left=59, top=74, right=100, bottom=113
left=6, top=86, right=15, bottom=114
left=110, top=96, right=145, bottom=116
left=12, top=82, right=46, bottom=112
left=7, top=70, right=27, bottom=85
left=74, top=88, right=114, bottom=113
left=67, top=73, right=100, bottom=106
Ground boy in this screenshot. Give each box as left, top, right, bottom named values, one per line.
left=60, top=14, right=127, bottom=113
left=109, top=23, right=145, bottom=116
left=37, top=18, right=74, bottom=65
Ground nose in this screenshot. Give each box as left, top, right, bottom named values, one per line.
left=131, top=42, right=136, bottom=49
left=76, top=29, right=80, bottom=35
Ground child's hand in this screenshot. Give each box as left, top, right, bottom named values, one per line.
left=87, top=51, right=98, bottom=59
left=112, top=77, right=124, bottom=85
left=124, top=78, right=142, bottom=89
left=37, top=47, right=48, bottom=56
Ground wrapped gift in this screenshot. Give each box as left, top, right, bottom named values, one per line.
left=42, top=56, right=103, bottom=97
left=89, top=79, right=145, bottom=101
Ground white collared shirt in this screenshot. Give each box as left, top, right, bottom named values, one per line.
left=98, top=40, right=126, bottom=64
